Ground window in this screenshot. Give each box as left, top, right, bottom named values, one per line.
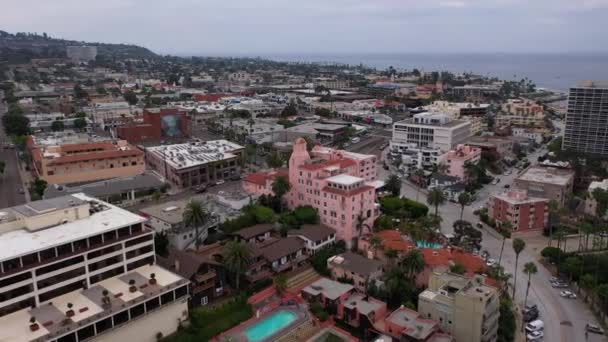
left=113, top=310, right=129, bottom=326
left=130, top=303, right=145, bottom=319
left=95, top=317, right=113, bottom=334
left=161, top=291, right=174, bottom=305
left=77, top=324, right=95, bottom=341
left=201, top=296, right=209, bottom=306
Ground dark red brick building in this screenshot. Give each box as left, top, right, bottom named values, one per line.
left=117, top=108, right=189, bottom=143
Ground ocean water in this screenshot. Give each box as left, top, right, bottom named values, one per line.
left=264, top=53, right=608, bottom=92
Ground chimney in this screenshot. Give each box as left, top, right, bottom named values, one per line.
left=174, top=259, right=180, bottom=272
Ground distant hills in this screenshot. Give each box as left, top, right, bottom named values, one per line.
left=0, top=30, right=157, bottom=63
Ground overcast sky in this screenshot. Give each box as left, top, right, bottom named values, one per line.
left=1, top=0, right=607, bottom=55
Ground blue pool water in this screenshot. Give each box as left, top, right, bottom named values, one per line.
left=417, top=241, right=443, bottom=249
left=244, top=310, right=297, bottom=342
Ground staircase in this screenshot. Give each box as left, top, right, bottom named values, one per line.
left=286, top=267, right=320, bottom=292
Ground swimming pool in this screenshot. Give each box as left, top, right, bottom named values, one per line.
left=244, top=310, right=297, bottom=342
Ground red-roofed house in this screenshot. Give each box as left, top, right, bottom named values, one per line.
left=359, top=230, right=416, bottom=262
left=417, top=248, right=487, bottom=287
left=242, top=169, right=289, bottom=196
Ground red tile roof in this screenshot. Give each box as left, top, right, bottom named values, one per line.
left=421, top=248, right=486, bottom=276
left=377, top=230, right=415, bottom=252
left=243, top=169, right=289, bottom=186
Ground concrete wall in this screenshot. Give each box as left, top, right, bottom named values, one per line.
left=95, top=299, right=188, bottom=342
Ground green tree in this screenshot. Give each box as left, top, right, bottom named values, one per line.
left=385, top=175, right=402, bottom=197
left=0, top=161, right=5, bottom=176
left=31, top=178, right=47, bottom=199
left=2, top=110, right=30, bottom=136
left=523, top=262, right=538, bottom=308
left=293, top=206, right=319, bottom=224
left=512, top=238, right=526, bottom=299
left=592, top=188, right=608, bottom=219
left=457, top=192, right=471, bottom=220
left=154, top=230, right=169, bottom=257
left=401, top=249, right=425, bottom=283
left=73, top=85, right=88, bottom=99
left=183, top=200, right=209, bottom=250
left=562, top=256, right=582, bottom=282
left=427, top=187, right=446, bottom=216
left=273, top=274, right=288, bottom=295
left=497, top=221, right=512, bottom=268
left=547, top=199, right=560, bottom=246
left=222, top=241, right=252, bottom=292
left=123, top=90, right=138, bottom=105
left=384, top=248, right=398, bottom=269
left=580, top=273, right=595, bottom=303
left=280, top=104, right=297, bottom=117
left=450, top=262, right=466, bottom=275
left=51, top=120, right=65, bottom=132
left=271, top=176, right=291, bottom=212
left=266, top=151, right=284, bottom=168
left=73, top=118, right=87, bottom=130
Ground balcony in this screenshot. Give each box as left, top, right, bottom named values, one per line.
left=246, top=269, right=272, bottom=283
left=271, top=254, right=309, bottom=273
left=192, top=270, right=217, bottom=293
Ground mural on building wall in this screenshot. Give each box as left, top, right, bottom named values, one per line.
left=161, top=115, right=182, bottom=137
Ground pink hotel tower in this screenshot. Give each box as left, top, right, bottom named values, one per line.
left=246, top=138, right=379, bottom=247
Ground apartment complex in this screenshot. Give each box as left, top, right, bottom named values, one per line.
left=284, top=139, right=378, bottom=247
left=489, top=190, right=548, bottom=233
left=425, top=101, right=489, bottom=134
left=496, top=99, right=545, bottom=127
left=0, top=194, right=189, bottom=342
left=28, top=138, right=145, bottom=185
left=514, top=166, right=574, bottom=207
left=145, top=140, right=244, bottom=189
left=562, top=81, right=608, bottom=156
left=418, top=272, right=499, bottom=342
left=392, top=113, right=471, bottom=153
left=439, top=144, right=482, bottom=180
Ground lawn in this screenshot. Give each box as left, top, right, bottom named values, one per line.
left=165, top=295, right=253, bottom=342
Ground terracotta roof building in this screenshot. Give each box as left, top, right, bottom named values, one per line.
left=29, top=138, right=144, bottom=185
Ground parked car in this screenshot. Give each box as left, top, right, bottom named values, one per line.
left=523, top=309, right=539, bottom=323
left=551, top=281, right=569, bottom=288
left=492, top=178, right=500, bottom=185
left=215, top=180, right=225, bottom=186
left=476, top=222, right=484, bottom=229
left=503, top=184, right=510, bottom=189
left=523, top=304, right=538, bottom=313
left=526, top=330, right=544, bottom=341
left=560, top=290, right=577, bottom=299
left=586, top=324, right=604, bottom=335
left=525, top=320, right=544, bottom=333
left=486, top=258, right=497, bottom=267
left=194, top=186, right=207, bottom=193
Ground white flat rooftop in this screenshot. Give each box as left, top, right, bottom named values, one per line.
left=0, top=193, right=146, bottom=262
left=326, top=174, right=363, bottom=186
left=146, top=140, right=243, bottom=169
left=0, top=264, right=184, bottom=342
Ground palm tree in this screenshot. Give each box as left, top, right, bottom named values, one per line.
left=580, top=273, right=595, bottom=303
left=370, top=234, right=382, bottom=258
left=547, top=200, right=560, bottom=247
left=271, top=176, right=291, bottom=213
left=497, top=221, right=512, bottom=268
left=222, top=241, right=252, bottom=292
left=523, top=262, right=538, bottom=308
left=274, top=274, right=288, bottom=296
left=512, top=238, right=526, bottom=299
left=401, top=249, right=425, bottom=284
left=427, top=187, right=446, bottom=216
left=385, top=175, right=402, bottom=197
left=247, top=117, right=255, bottom=140
left=353, top=213, right=370, bottom=251
left=384, top=248, right=398, bottom=269
left=183, top=200, right=209, bottom=250
left=457, top=192, right=471, bottom=220
left=554, top=229, right=567, bottom=276
left=413, top=169, right=426, bottom=201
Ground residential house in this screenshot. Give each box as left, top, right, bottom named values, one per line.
left=328, top=252, right=383, bottom=292
left=232, top=224, right=275, bottom=244
left=287, top=224, right=337, bottom=254
left=260, top=237, right=309, bottom=273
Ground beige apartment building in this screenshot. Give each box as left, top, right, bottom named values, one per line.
left=514, top=166, right=575, bottom=207
left=496, top=99, right=545, bottom=127
left=418, top=271, right=500, bottom=342
left=29, top=139, right=145, bottom=185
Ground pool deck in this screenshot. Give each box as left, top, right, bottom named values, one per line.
left=214, top=303, right=309, bottom=342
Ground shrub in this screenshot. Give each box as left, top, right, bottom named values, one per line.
left=310, top=302, right=329, bottom=322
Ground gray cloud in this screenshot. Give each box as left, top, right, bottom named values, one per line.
left=1, top=0, right=607, bottom=54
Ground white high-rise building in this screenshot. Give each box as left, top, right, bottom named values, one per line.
left=563, top=81, right=608, bottom=156
left=0, top=194, right=189, bottom=342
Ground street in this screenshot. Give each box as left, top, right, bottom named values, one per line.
left=377, top=140, right=606, bottom=342
left=0, top=100, right=27, bottom=208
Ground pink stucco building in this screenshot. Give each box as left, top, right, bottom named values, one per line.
left=489, top=189, right=548, bottom=233
left=244, top=138, right=378, bottom=247
left=242, top=169, right=289, bottom=196
left=439, top=144, right=481, bottom=180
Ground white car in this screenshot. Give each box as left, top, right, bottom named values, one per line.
left=526, top=330, right=544, bottom=341
left=525, top=320, right=544, bottom=333
left=215, top=180, right=225, bottom=185
left=486, top=258, right=497, bottom=267
left=560, top=290, right=577, bottom=299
